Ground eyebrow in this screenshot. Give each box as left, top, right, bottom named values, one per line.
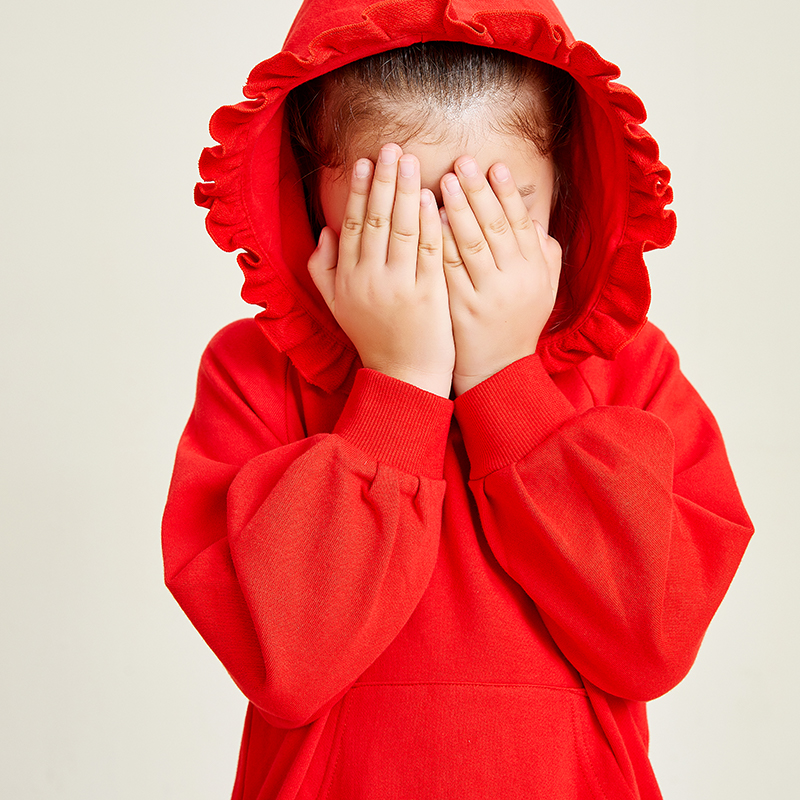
left=517, top=184, right=537, bottom=197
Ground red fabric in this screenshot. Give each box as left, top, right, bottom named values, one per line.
left=165, top=0, right=753, bottom=796
left=163, top=320, right=752, bottom=799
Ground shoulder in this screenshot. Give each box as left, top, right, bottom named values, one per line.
left=574, top=321, right=682, bottom=408
left=200, top=318, right=290, bottom=388
left=188, top=319, right=297, bottom=452
left=195, top=319, right=293, bottom=420
left=613, top=321, right=679, bottom=375
left=205, top=317, right=283, bottom=364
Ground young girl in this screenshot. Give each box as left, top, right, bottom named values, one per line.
left=163, top=0, right=753, bottom=797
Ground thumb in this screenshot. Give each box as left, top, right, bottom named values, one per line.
left=534, top=220, right=562, bottom=299
left=307, top=227, right=339, bottom=311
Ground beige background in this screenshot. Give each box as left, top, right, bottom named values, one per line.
left=1, top=0, right=797, bottom=797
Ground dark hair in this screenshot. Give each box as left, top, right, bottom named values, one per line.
left=285, top=41, right=583, bottom=330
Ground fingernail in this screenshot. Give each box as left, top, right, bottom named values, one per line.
left=458, top=158, right=478, bottom=177
left=380, top=146, right=398, bottom=165
left=399, top=155, right=415, bottom=178
left=492, top=163, right=510, bottom=182
left=444, top=175, right=462, bottom=196
left=420, top=189, right=433, bottom=207
left=354, top=159, right=371, bottom=178
left=439, top=208, right=449, bottom=225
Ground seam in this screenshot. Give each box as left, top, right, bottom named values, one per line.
left=575, top=361, right=601, bottom=407
left=350, top=680, right=588, bottom=696
left=229, top=703, right=253, bottom=800
left=320, top=697, right=350, bottom=800
left=282, top=354, right=291, bottom=444
left=573, top=694, right=638, bottom=800
left=571, top=696, right=611, bottom=800
left=167, top=533, right=229, bottom=587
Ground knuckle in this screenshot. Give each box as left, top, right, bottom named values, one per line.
left=349, top=181, right=370, bottom=198
left=468, top=182, right=490, bottom=198
left=418, top=241, right=440, bottom=258
left=512, top=213, right=534, bottom=232
left=342, top=216, right=364, bottom=235
left=372, top=172, right=395, bottom=187
left=366, top=212, right=391, bottom=230
left=487, top=216, right=511, bottom=236
left=463, top=238, right=487, bottom=257
left=391, top=226, right=418, bottom=244
left=444, top=254, right=465, bottom=270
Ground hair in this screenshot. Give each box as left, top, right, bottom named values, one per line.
left=284, top=41, right=583, bottom=330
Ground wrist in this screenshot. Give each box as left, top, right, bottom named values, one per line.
left=364, top=362, right=453, bottom=398
left=453, top=372, right=491, bottom=397
left=453, top=358, right=525, bottom=397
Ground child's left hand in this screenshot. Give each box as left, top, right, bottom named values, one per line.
left=440, top=157, right=562, bottom=396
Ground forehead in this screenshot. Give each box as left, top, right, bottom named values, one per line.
left=352, top=121, right=550, bottom=186
left=346, top=95, right=534, bottom=159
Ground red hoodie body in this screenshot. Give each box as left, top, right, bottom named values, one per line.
left=163, top=1, right=754, bottom=797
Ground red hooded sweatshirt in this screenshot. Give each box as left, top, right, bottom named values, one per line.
left=162, top=0, right=754, bottom=797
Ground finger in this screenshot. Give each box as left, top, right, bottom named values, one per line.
left=487, top=162, right=542, bottom=263
left=534, top=220, right=563, bottom=298
left=338, top=159, right=374, bottom=269
left=387, top=153, right=421, bottom=270
left=452, top=156, right=522, bottom=269
left=360, top=143, right=402, bottom=264
left=415, top=189, right=443, bottom=283
left=440, top=207, right=475, bottom=295
left=307, top=227, right=340, bottom=311
left=441, top=170, right=495, bottom=284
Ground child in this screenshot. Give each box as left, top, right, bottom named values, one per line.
left=163, top=0, right=753, bottom=797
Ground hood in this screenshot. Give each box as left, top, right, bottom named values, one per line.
left=196, top=0, right=676, bottom=393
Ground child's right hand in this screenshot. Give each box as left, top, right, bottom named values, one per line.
left=308, top=144, right=455, bottom=398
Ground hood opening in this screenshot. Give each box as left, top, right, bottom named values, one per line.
left=196, top=0, right=675, bottom=391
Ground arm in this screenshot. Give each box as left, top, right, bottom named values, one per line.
left=454, top=330, right=753, bottom=701
left=438, top=156, right=752, bottom=701
left=162, top=324, right=452, bottom=728
left=165, top=145, right=458, bottom=728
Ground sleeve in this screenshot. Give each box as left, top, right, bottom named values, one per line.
left=453, top=329, right=753, bottom=702
left=161, top=323, right=454, bottom=728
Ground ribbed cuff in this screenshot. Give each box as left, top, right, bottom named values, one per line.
left=334, top=369, right=454, bottom=479
left=454, top=355, right=576, bottom=478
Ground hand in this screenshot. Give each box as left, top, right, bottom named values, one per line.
left=308, top=144, right=455, bottom=398
left=439, top=157, right=562, bottom=396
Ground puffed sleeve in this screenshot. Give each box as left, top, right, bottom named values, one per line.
left=162, top=321, right=453, bottom=727
left=454, top=324, right=753, bottom=701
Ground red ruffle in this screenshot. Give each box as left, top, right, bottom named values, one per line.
left=196, top=0, right=676, bottom=392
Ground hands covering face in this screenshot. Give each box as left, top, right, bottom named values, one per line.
left=308, top=143, right=562, bottom=398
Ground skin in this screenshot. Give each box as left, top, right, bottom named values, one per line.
left=307, top=118, right=562, bottom=398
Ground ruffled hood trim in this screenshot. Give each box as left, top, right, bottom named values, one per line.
left=196, top=0, right=675, bottom=392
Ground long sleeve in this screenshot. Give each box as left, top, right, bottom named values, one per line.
left=162, top=322, right=453, bottom=728
left=453, top=324, right=753, bottom=702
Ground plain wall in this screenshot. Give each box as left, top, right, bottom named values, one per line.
left=1, top=0, right=797, bottom=797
